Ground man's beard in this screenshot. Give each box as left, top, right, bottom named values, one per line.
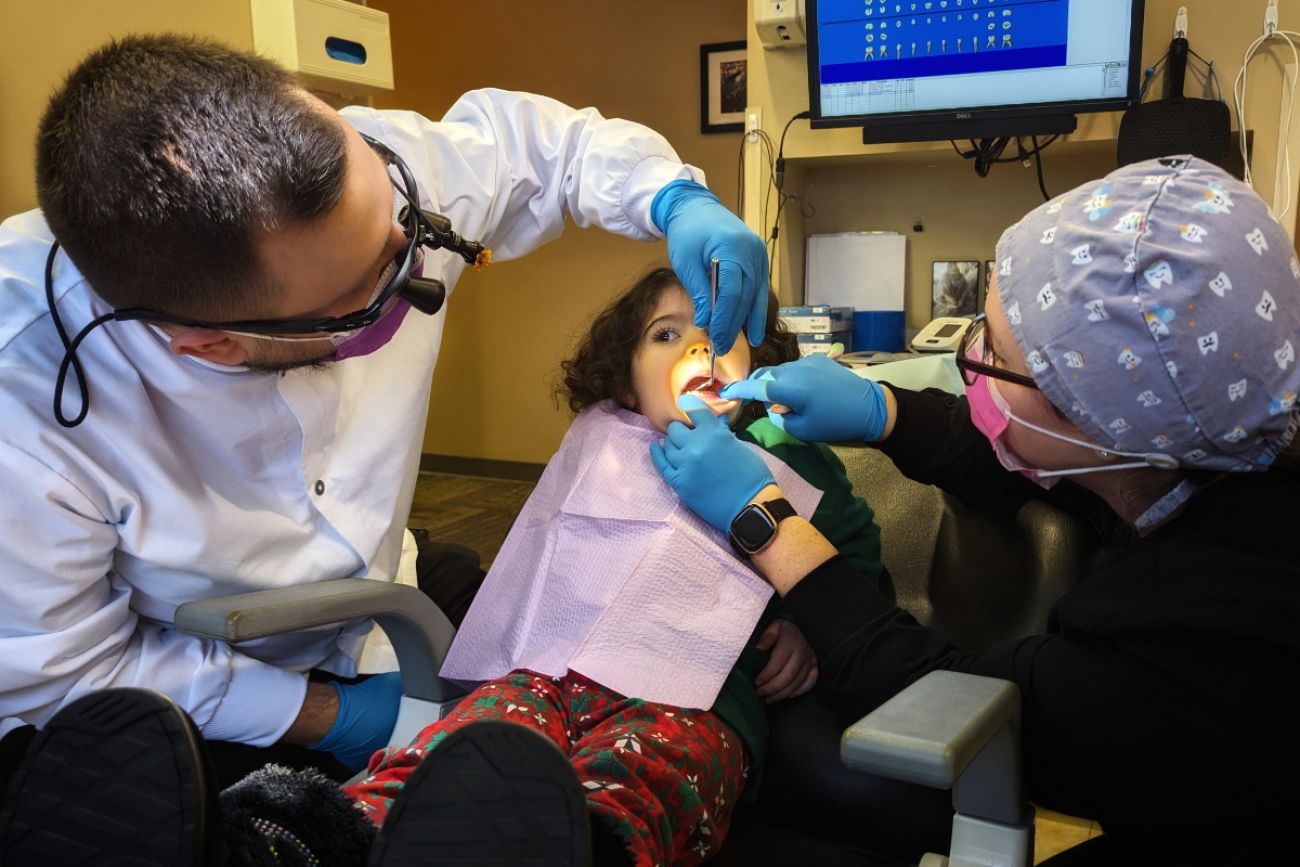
left=242, top=341, right=337, bottom=373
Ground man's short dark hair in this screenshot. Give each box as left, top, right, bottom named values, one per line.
left=36, top=33, right=349, bottom=319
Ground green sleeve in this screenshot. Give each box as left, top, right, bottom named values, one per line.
left=738, top=418, right=884, bottom=586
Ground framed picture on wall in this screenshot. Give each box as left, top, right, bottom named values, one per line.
left=700, top=41, right=746, bottom=134
left=932, top=260, right=981, bottom=320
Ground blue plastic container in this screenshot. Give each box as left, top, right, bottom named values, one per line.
left=852, top=311, right=906, bottom=352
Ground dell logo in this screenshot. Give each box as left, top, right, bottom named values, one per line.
left=955, top=112, right=973, bottom=120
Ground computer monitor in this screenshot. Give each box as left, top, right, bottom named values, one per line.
left=806, top=0, right=1146, bottom=144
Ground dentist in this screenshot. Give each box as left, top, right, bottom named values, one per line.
left=653, top=158, right=1300, bottom=865
left=0, top=32, right=767, bottom=796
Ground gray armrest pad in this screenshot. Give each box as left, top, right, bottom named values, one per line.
left=841, top=670, right=1019, bottom=789
left=174, top=579, right=460, bottom=703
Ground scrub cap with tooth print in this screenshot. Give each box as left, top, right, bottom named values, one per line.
left=994, top=156, right=1300, bottom=490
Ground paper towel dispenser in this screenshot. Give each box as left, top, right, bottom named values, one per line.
left=755, top=0, right=806, bottom=49
left=251, top=0, right=394, bottom=95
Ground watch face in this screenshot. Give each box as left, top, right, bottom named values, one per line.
left=731, top=504, right=777, bottom=553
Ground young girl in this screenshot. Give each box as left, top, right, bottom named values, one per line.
left=346, top=266, right=888, bottom=866
left=2, top=268, right=887, bottom=867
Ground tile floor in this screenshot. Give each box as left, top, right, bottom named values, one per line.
left=408, top=471, right=534, bottom=568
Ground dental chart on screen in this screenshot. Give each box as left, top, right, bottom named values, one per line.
left=811, top=0, right=1137, bottom=121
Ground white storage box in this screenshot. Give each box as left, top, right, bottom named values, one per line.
left=780, top=305, right=854, bottom=334
left=252, top=0, right=394, bottom=95
left=797, top=331, right=852, bottom=356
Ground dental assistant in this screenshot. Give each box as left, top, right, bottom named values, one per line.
left=0, top=34, right=768, bottom=784
left=653, top=158, right=1300, bottom=865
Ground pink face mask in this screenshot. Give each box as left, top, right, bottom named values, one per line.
left=964, top=373, right=1060, bottom=489
left=965, top=373, right=1179, bottom=489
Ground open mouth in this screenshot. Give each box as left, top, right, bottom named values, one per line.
left=679, top=374, right=730, bottom=402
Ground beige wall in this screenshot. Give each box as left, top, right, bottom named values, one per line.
left=0, top=0, right=744, bottom=466
left=5, top=2, right=1292, bottom=466
left=789, top=145, right=1120, bottom=326
left=369, top=0, right=748, bottom=464
left=0, top=1, right=254, bottom=217
left=746, top=0, right=1300, bottom=324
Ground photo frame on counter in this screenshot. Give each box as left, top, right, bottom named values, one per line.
left=932, top=260, right=981, bottom=319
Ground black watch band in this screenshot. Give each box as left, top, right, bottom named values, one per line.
left=729, top=497, right=797, bottom=558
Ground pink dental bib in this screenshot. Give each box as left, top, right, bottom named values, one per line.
left=440, top=401, right=823, bottom=709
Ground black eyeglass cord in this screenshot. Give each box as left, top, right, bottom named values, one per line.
left=46, top=242, right=117, bottom=428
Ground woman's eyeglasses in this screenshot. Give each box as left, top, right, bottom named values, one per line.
left=954, top=313, right=1039, bottom=390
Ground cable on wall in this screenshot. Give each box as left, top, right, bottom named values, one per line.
left=1234, top=0, right=1299, bottom=222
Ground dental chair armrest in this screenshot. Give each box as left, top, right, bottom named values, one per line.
left=174, top=579, right=461, bottom=704
left=841, top=670, right=1027, bottom=826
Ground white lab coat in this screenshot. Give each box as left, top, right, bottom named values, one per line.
left=0, top=89, right=700, bottom=746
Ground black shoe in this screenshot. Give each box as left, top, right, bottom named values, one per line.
left=367, top=720, right=593, bottom=867
left=0, top=688, right=220, bottom=867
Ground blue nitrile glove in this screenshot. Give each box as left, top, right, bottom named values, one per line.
left=650, top=179, right=768, bottom=356
left=719, top=355, right=889, bottom=443
left=649, top=394, right=776, bottom=532
left=308, top=671, right=403, bottom=771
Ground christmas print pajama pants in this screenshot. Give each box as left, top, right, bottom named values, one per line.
left=346, top=670, right=749, bottom=866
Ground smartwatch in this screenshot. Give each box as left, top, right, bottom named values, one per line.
left=729, top=498, right=797, bottom=557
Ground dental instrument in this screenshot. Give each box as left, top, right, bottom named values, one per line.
left=706, top=257, right=720, bottom=388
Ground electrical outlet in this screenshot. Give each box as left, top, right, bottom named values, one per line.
left=747, top=108, right=762, bottom=135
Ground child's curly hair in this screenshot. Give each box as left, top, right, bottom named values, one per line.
left=558, top=266, right=799, bottom=417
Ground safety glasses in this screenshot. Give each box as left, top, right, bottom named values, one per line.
left=954, top=313, right=1039, bottom=390
left=105, top=133, right=454, bottom=338
left=49, top=134, right=492, bottom=427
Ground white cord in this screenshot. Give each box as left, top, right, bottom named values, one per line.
left=1234, top=33, right=1267, bottom=186
left=1279, top=32, right=1299, bottom=223
left=1234, top=21, right=1300, bottom=222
